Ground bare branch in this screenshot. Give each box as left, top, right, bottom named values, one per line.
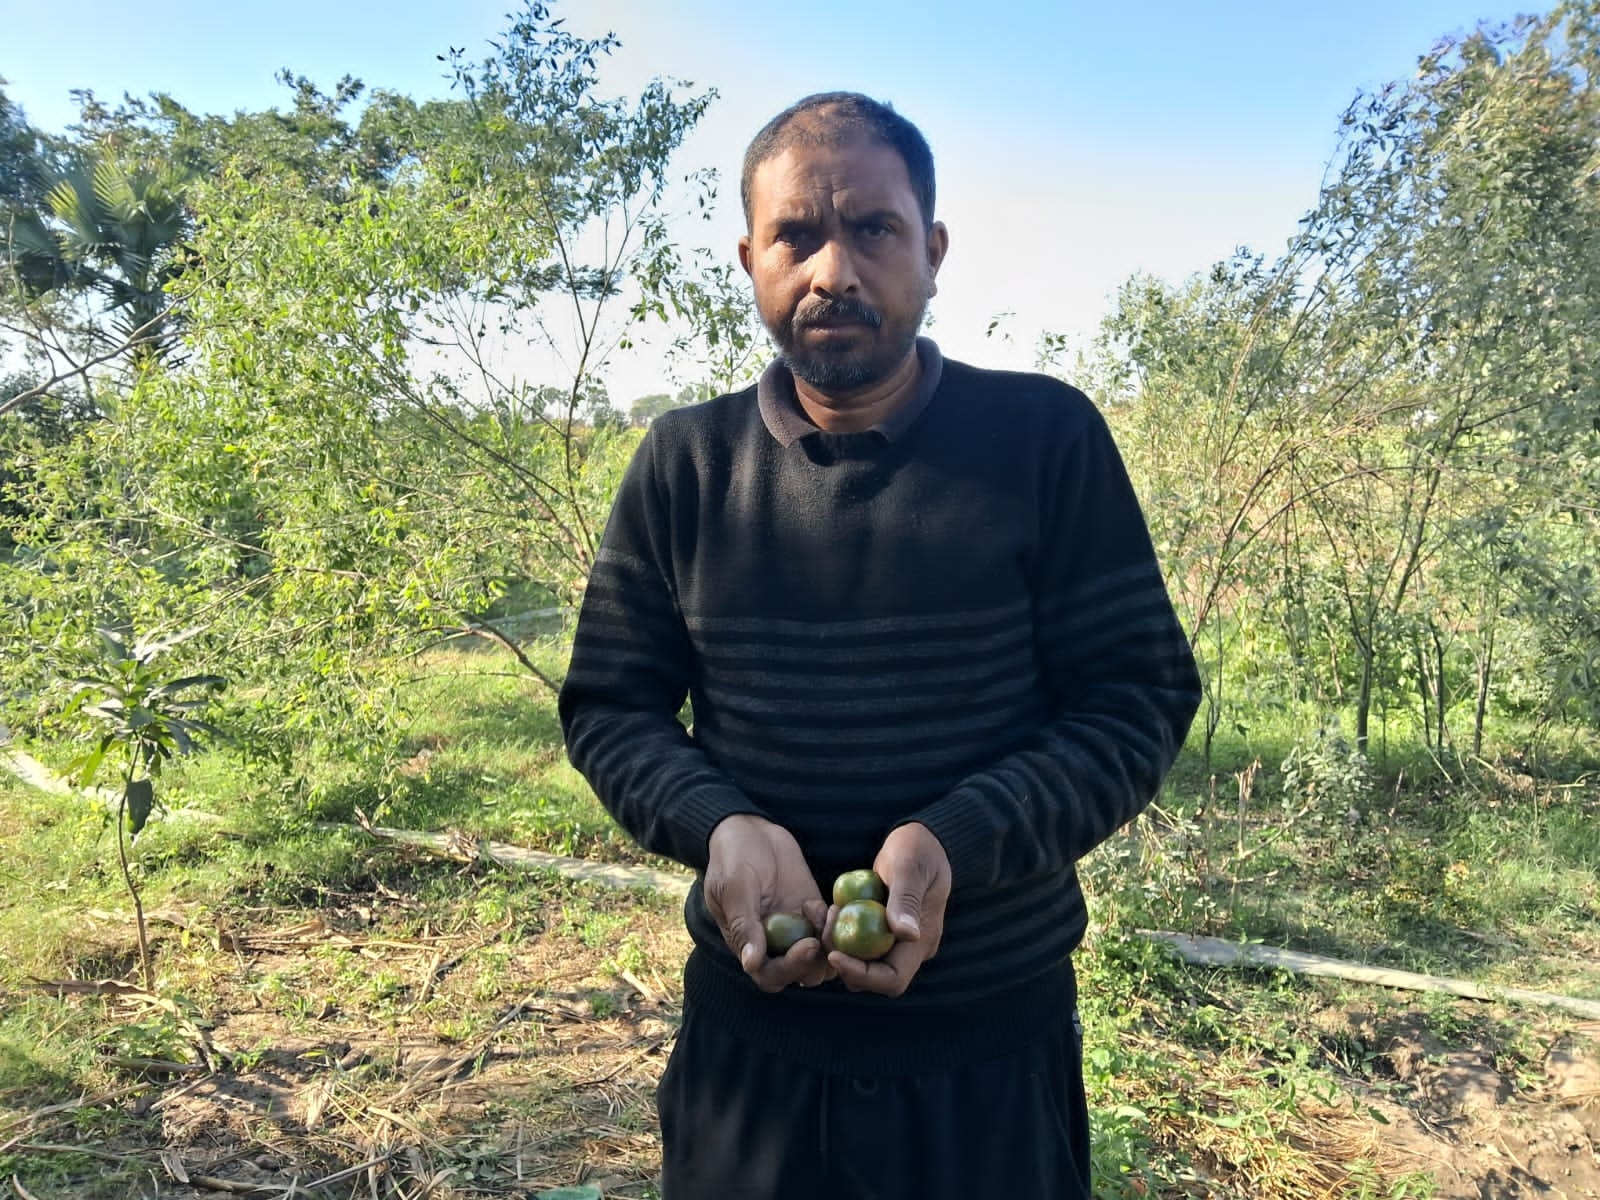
left=0, top=307, right=176, bottom=417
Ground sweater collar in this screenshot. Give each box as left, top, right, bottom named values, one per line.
left=757, top=337, right=944, bottom=447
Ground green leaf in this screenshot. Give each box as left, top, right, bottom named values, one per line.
left=149, top=674, right=227, bottom=699
left=125, top=778, right=155, bottom=838
left=95, top=628, right=131, bottom=662
left=66, top=740, right=108, bottom=787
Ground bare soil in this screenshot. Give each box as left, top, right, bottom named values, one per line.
left=1345, top=1010, right=1600, bottom=1200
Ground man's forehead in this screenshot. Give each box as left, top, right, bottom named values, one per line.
left=750, top=139, right=915, bottom=212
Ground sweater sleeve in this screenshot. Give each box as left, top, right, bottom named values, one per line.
left=558, top=426, right=765, bottom=871
left=906, top=406, right=1201, bottom=891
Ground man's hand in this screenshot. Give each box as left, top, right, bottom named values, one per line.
left=826, top=822, right=951, bottom=997
left=705, top=814, right=831, bottom=993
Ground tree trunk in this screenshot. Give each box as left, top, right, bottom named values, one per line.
left=1474, top=627, right=1495, bottom=758
left=1414, top=631, right=1434, bottom=752
left=118, top=764, right=154, bottom=992
left=1354, top=625, right=1375, bottom=752
left=1432, top=623, right=1448, bottom=750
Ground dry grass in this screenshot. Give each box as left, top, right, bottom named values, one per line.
left=4, top=822, right=1598, bottom=1199
left=1, top=842, right=689, bottom=1199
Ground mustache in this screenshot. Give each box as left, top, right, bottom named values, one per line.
left=793, top=297, right=883, bottom=331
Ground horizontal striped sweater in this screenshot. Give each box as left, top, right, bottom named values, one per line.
left=559, top=340, right=1201, bottom=1073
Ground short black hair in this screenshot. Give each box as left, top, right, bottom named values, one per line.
left=740, top=92, right=937, bottom=231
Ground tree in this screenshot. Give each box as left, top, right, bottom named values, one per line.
left=0, top=83, right=46, bottom=220
left=628, top=392, right=676, bottom=426
left=1295, top=1, right=1600, bottom=747
left=2, top=2, right=714, bottom=773
left=64, top=626, right=224, bottom=991
left=1088, top=3, right=1600, bottom=758
left=4, top=153, right=193, bottom=366
left=1092, top=252, right=1385, bottom=761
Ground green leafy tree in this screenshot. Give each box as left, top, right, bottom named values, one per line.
left=64, top=626, right=225, bottom=990
left=1089, top=2, right=1600, bottom=757
left=0, top=82, right=47, bottom=222
left=628, top=392, right=675, bottom=426
left=3, top=1, right=713, bottom=781
left=1091, top=253, right=1383, bottom=760
left=1293, top=1, right=1600, bottom=747
left=640, top=249, right=767, bottom=396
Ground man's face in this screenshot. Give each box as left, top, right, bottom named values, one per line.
left=739, top=135, right=948, bottom=394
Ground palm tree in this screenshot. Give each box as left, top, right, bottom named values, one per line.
left=5, top=151, right=193, bottom=368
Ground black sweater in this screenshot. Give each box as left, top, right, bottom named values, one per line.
left=559, top=340, right=1201, bottom=1073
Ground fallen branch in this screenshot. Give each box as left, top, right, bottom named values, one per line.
left=1, top=746, right=693, bottom=902
left=187, top=1176, right=304, bottom=1196
left=299, top=1150, right=402, bottom=1191
left=0, top=746, right=117, bottom=805
left=1141, top=931, right=1600, bottom=1020
left=353, top=825, right=692, bottom=899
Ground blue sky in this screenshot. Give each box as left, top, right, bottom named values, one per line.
left=3, top=0, right=1550, bottom=399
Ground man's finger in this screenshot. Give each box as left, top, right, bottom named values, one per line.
left=827, top=944, right=920, bottom=997
left=802, top=897, right=829, bottom=933
left=751, top=937, right=824, bottom=993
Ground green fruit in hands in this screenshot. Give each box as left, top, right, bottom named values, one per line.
left=763, top=911, right=816, bottom=956
left=832, top=869, right=888, bottom=906
left=832, top=899, right=895, bottom=960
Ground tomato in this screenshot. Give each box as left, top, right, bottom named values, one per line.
left=763, top=911, right=816, bottom=956
left=832, top=869, right=888, bottom=906
left=832, top=899, right=895, bottom=960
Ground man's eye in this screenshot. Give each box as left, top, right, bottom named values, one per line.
left=857, top=221, right=891, bottom=239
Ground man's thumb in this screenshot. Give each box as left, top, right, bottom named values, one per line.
left=889, top=888, right=923, bottom=941
left=727, top=914, right=764, bottom=971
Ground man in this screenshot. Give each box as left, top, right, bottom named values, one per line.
left=559, top=92, right=1201, bottom=1199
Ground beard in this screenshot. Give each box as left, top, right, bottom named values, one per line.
left=770, top=294, right=927, bottom=393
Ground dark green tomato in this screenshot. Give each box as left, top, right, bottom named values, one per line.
left=832, top=899, right=895, bottom=961
left=763, top=911, right=817, bottom=956
left=832, top=869, right=888, bottom=907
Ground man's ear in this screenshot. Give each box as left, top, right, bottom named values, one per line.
left=738, top=234, right=754, bottom=278
left=925, top=221, right=949, bottom=297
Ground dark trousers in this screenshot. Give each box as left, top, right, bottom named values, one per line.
left=656, top=1001, right=1092, bottom=1200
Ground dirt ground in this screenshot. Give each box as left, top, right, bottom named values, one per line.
left=4, top=853, right=1598, bottom=1199
left=1346, top=1011, right=1600, bottom=1200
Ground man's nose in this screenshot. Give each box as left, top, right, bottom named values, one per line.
left=809, top=236, right=860, bottom=297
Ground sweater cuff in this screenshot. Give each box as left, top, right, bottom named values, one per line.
left=674, top=785, right=770, bottom=872
left=903, top=786, right=1000, bottom=891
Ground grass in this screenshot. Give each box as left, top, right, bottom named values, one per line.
left=3, top=643, right=1599, bottom=1198
left=1116, top=703, right=1600, bottom=994
left=0, top=759, right=684, bottom=1197
left=344, top=639, right=672, bottom=867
